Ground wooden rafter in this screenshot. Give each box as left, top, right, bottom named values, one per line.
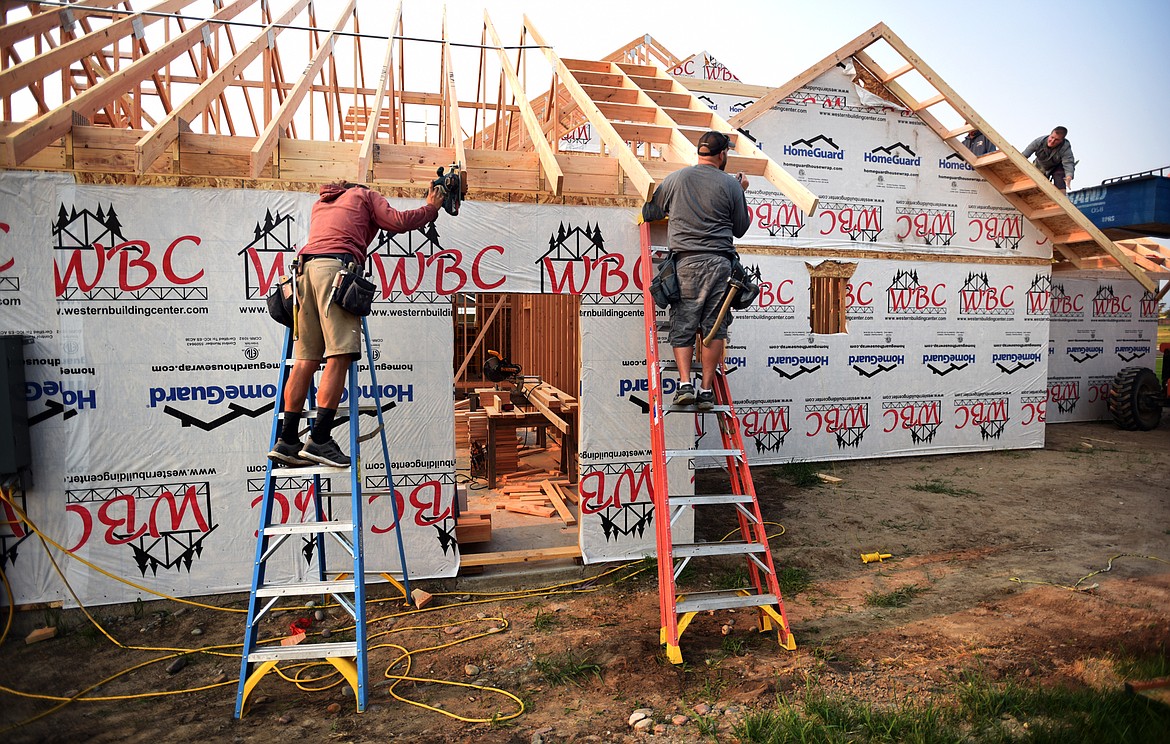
left=135, top=0, right=312, bottom=173
left=249, top=0, right=355, bottom=177
left=483, top=10, right=562, bottom=195
left=729, top=22, right=1156, bottom=292
left=5, top=0, right=258, bottom=167
left=524, top=14, right=653, bottom=200
left=440, top=7, right=465, bottom=177
left=356, top=0, right=400, bottom=181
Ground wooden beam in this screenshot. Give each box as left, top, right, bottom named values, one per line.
left=356, top=1, right=400, bottom=180
left=458, top=545, right=580, bottom=567
left=523, top=14, right=653, bottom=201
left=136, top=0, right=312, bottom=173
left=0, top=0, right=199, bottom=99
left=441, top=9, right=467, bottom=187
left=729, top=23, right=887, bottom=129
left=454, top=295, right=507, bottom=383
left=483, top=10, right=562, bottom=194
left=0, top=0, right=127, bottom=50
left=250, top=0, right=356, bottom=178
left=6, top=0, right=257, bottom=167
left=912, top=92, right=946, bottom=111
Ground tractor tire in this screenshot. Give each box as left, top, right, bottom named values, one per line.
left=1107, top=366, right=1164, bottom=431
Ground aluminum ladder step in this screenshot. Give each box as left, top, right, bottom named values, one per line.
left=248, top=641, right=358, bottom=663
left=665, top=448, right=742, bottom=460
left=670, top=541, right=765, bottom=558
left=665, top=403, right=732, bottom=413
left=255, top=579, right=355, bottom=598
left=676, top=589, right=779, bottom=614
left=270, top=464, right=350, bottom=477
left=668, top=494, right=753, bottom=507
left=263, top=521, right=353, bottom=536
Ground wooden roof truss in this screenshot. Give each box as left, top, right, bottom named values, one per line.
left=729, top=23, right=1156, bottom=292
left=1, top=2, right=815, bottom=212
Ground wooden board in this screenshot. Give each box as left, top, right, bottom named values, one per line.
left=541, top=480, right=577, bottom=526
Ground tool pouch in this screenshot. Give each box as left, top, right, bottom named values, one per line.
left=330, top=262, right=376, bottom=317
left=729, top=255, right=761, bottom=310
left=649, top=252, right=681, bottom=309
left=266, top=274, right=296, bottom=327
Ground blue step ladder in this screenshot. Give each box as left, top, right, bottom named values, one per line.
left=235, top=318, right=412, bottom=717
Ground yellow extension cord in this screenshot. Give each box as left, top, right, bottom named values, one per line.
left=0, top=484, right=656, bottom=731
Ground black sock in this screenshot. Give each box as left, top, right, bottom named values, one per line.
left=281, top=411, right=302, bottom=444
left=311, top=407, right=337, bottom=444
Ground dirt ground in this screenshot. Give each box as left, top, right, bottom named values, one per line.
left=2, top=418, right=1169, bottom=743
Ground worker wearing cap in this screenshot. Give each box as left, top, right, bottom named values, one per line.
left=641, top=131, right=750, bottom=411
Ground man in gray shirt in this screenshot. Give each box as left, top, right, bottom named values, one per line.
left=642, top=131, right=750, bottom=410
left=1022, top=126, right=1076, bottom=191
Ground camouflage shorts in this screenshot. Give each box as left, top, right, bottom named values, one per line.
left=668, top=253, right=732, bottom=347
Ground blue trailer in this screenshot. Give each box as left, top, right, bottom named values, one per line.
left=1069, top=167, right=1170, bottom=240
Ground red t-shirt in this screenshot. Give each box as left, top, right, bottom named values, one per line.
left=299, top=184, right=439, bottom=264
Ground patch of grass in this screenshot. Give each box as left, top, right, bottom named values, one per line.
left=779, top=461, right=822, bottom=487
left=864, top=584, right=923, bottom=608
left=1113, top=645, right=1170, bottom=681
left=533, top=650, right=601, bottom=687
left=721, top=635, right=747, bottom=657
left=532, top=610, right=558, bottom=631
left=714, top=565, right=749, bottom=590
left=694, top=713, right=720, bottom=738
left=778, top=566, right=812, bottom=598
left=910, top=479, right=975, bottom=496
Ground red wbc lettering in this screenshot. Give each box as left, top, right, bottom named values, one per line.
left=741, top=408, right=789, bottom=438
left=53, top=235, right=203, bottom=296
left=542, top=254, right=646, bottom=297
left=897, top=212, right=954, bottom=240
left=244, top=247, right=290, bottom=295
left=968, top=215, right=1023, bottom=243
left=756, top=279, right=794, bottom=307
left=1093, top=296, right=1131, bottom=315
left=882, top=402, right=941, bottom=433
left=820, top=207, right=880, bottom=237
left=409, top=480, right=453, bottom=526
left=670, top=60, right=696, bottom=76
left=1087, top=380, right=1112, bottom=403
left=1, top=498, right=26, bottom=539
left=368, top=488, right=406, bottom=534
left=472, top=244, right=505, bottom=290
left=66, top=486, right=213, bottom=550
left=750, top=202, right=804, bottom=232
left=1021, top=398, right=1047, bottom=425
left=578, top=465, right=652, bottom=515
left=806, top=405, right=867, bottom=437
left=1026, top=290, right=1050, bottom=314
left=959, top=286, right=1015, bottom=312
left=846, top=281, right=873, bottom=308
left=0, top=221, right=12, bottom=272
left=954, top=399, right=1008, bottom=429
left=888, top=284, right=946, bottom=310
left=1051, top=294, right=1084, bottom=313
left=370, top=245, right=507, bottom=297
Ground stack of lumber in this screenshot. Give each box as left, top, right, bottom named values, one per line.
left=494, top=479, right=578, bottom=526
left=466, top=413, right=487, bottom=449
left=454, top=398, right=472, bottom=448
left=494, top=424, right=519, bottom=474
left=455, top=510, right=492, bottom=544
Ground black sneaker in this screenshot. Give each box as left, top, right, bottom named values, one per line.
left=696, top=389, right=716, bottom=411
left=673, top=382, right=696, bottom=407
left=268, top=439, right=312, bottom=467
left=299, top=438, right=351, bottom=468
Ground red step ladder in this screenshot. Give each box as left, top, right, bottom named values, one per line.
left=638, top=222, right=795, bottom=664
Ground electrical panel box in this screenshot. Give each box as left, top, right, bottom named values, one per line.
left=0, top=335, right=31, bottom=476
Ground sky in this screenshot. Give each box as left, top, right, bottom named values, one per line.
left=347, top=0, right=1169, bottom=189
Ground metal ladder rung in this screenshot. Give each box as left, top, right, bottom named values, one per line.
left=665, top=448, right=742, bottom=460
left=669, top=494, right=753, bottom=507
left=270, top=464, right=349, bottom=477
left=665, top=403, right=732, bottom=414
left=676, top=590, right=779, bottom=614
left=264, top=521, right=354, bottom=536
left=671, top=541, right=765, bottom=558
left=255, top=579, right=355, bottom=598
left=249, top=641, right=358, bottom=662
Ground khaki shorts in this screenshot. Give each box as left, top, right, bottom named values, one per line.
left=668, top=253, right=732, bottom=347
left=294, top=256, right=362, bottom=360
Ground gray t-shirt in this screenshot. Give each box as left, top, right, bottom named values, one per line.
left=1021, top=135, right=1076, bottom=179
left=643, top=164, right=750, bottom=255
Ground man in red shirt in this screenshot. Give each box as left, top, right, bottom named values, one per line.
left=269, top=181, right=443, bottom=468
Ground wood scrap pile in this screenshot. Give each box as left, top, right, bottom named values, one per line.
left=494, top=479, right=578, bottom=526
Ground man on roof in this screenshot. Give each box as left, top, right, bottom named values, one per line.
left=1022, top=126, right=1076, bottom=191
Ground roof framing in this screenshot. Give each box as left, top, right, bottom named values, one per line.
left=729, top=23, right=1156, bottom=292
left=0, top=0, right=813, bottom=213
